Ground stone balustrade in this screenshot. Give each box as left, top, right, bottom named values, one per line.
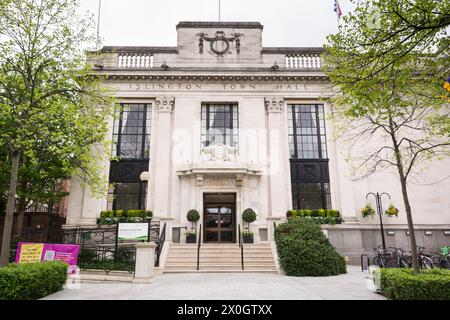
left=285, top=54, right=322, bottom=69
left=118, top=53, right=154, bottom=68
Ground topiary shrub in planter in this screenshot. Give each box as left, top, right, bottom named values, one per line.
left=274, top=217, right=347, bottom=276
left=186, top=209, right=200, bottom=243
left=0, top=261, right=68, bottom=300
left=186, top=229, right=197, bottom=243
left=187, top=209, right=200, bottom=228
left=242, top=230, right=254, bottom=243
left=242, top=208, right=257, bottom=243
left=242, top=208, right=256, bottom=228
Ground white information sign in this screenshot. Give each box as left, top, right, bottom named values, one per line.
left=118, top=223, right=149, bottom=241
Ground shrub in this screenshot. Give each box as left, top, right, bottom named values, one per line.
left=286, top=209, right=342, bottom=224
left=186, top=209, right=200, bottom=223
left=380, top=268, right=450, bottom=300
left=275, top=218, right=346, bottom=276
left=98, top=210, right=152, bottom=224
left=0, top=261, right=68, bottom=300
left=242, top=208, right=257, bottom=226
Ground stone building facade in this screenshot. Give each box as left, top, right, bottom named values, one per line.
left=65, top=21, right=450, bottom=262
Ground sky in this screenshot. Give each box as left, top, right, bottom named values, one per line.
left=78, top=0, right=355, bottom=48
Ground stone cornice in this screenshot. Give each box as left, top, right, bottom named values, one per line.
left=101, top=74, right=328, bottom=82
left=261, top=47, right=325, bottom=54
left=176, top=21, right=263, bottom=30
left=99, top=46, right=178, bottom=54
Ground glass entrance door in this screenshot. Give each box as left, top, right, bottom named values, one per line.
left=204, top=203, right=235, bottom=243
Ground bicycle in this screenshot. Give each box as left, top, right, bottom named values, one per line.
left=392, top=247, right=411, bottom=268
left=417, top=246, right=434, bottom=269
left=372, top=245, right=396, bottom=268
left=432, top=246, right=450, bottom=269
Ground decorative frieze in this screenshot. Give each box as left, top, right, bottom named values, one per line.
left=156, top=96, right=175, bottom=113
left=264, top=97, right=284, bottom=113
left=196, top=31, right=243, bottom=55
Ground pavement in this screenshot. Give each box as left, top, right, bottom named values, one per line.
left=42, top=266, right=386, bottom=300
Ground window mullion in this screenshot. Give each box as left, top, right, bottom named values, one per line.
left=291, top=106, right=298, bottom=159
left=315, top=104, right=323, bottom=160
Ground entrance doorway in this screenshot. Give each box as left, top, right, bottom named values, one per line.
left=203, top=193, right=236, bottom=243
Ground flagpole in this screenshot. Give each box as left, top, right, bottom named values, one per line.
left=219, top=0, right=221, bottom=22
left=96, top=0, right=102, bottom=50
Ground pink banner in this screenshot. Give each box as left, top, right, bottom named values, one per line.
left=15, top=242, right=80, bottom=273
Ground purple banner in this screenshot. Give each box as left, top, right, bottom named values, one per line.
left=15, top=242, right=80, bottom=273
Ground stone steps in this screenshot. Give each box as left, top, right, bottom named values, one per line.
left=164, top=243, right=277, bottom=273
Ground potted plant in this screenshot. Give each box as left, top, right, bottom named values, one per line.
left=361, top=203, right=375, bottom=218
left=385, top=204, right=399, bottom=217
left=242, top=230, right=254, bottom=243
left=242, top=208, right=257, bottom=243
left=186, top=209, right=200, bottom=243
left=186, top=229, right=197, bottom=243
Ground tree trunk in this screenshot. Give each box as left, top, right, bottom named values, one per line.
left=0, top=151, right=21, bottom=267
left=398, top=173, right=420, bottom=274
left=388, top=115, right=420, bottom=274
left=14, top=197, right=27, bottom=238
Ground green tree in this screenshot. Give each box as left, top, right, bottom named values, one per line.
left=0, top=0, right=116, bottom=266
left=323, top=0, right=450, bottom=273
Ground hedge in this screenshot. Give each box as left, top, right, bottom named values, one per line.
left=97, top=210, right=153, bottom=224
left=380, top=268, right=450, bottom=300
left=0, top=261, right=68, bottom=300
left=275, top=218, right=347, bottom=276
left=286, top=209, right=342, bottom=224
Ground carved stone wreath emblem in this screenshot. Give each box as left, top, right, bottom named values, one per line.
left=196, top=31, right=243, bottom=55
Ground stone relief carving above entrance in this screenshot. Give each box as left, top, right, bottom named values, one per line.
left=196, top=31, right=243, bottom=55
left=201, top=143, right=237, bottom=162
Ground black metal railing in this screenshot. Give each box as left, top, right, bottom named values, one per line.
left=4, top=221, right=161, bottom=264
left=196, top=224, right=201, bottom=271
left=78, top=245, right=136, bottom=274
left=238, top=224, right=244, bottom=270
left=155, top=222, right=166, bottom=267
left=273, top=222, right=277, bottom=238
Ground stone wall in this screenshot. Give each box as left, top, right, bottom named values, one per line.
left=323, top=224, right=450, bottom=265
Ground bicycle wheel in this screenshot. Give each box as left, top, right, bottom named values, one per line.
left=399, top=257, right=410, bottom=268
left=441, top=259, right=450, bottom=270
left=373, top=256, right=383, bottom=267
left=421, top=257, right=433, bottom=269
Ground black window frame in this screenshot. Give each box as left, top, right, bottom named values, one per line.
left=288, top=104, right=331, bottom=210
left=201, top=104, right=239, bottom=148
left=108, top=103, right=152, bottom=211
left=107, top=182, right=147, bottom=211
left=112, top=103, right=152, bottom=160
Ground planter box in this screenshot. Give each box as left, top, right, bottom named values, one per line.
left=186, top=233, right=196, bottom=243
left=242, top=235, right=254, bottom=243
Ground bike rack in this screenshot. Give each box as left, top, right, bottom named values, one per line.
left=360, top=254, right=370, bottom=272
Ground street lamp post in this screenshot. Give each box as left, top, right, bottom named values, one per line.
left=366, top=192, right=391, bottom=252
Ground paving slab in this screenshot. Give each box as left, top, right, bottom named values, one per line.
left=42, top=266, right=386, bottom=300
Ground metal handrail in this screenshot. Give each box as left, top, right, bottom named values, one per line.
left=196, top=224, right=201, bottom=271
left=238, top=224, right=244, bottom=270
left=155, top=222, right=166, bottom=267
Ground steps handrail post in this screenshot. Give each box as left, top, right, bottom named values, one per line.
left=238, top=224, right=244, bottom=270
left=196, top=224, right=201, bottom=271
